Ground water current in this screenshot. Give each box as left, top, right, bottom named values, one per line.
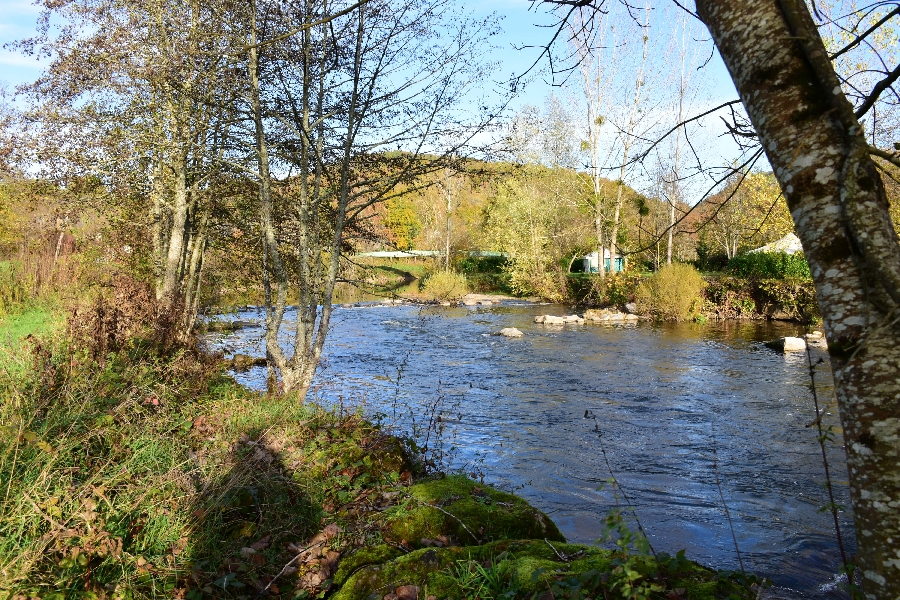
left=203, top=301, right=854, bottom=598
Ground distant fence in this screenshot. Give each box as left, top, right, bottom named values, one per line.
left=355, top=250, right=507, bottom=259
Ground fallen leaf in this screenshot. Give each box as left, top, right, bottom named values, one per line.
left=395, top=585, right=419, bottom=600
left=323, top=523, right=341, bottom=539
left=250, top=535, right=271, bottom=551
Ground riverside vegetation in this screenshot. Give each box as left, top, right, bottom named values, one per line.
left=0, top=282, right=762, bottom=599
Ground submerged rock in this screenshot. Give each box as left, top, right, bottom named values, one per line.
left=230, top=354, right=267, bottom=371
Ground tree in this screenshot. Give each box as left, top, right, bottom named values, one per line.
left=482, top=170, right=588, bottom=299
left=699, top=170, right=792, bottom=259
left=13, top=0, right=237, bottom=330
left=536, top=1, right=900, bottom=596
left=242, top=0, right=503, bottom=396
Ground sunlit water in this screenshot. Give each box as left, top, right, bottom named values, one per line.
left=203, top=301, right=853, bottom=598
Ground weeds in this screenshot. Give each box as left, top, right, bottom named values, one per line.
left=446, top=551, right=521, bottom=600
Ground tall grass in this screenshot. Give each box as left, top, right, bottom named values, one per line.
left=0, top=292, right=412, bottom=598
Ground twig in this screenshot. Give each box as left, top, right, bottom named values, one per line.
left=256, top=541, right=320, bottom=598
left=803, top=337, right=852, bottom=580
left=544, top=537, right=581, bottom=562
left=711, top=422, right=744, bottom=575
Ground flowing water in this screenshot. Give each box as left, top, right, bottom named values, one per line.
left=204, top=300, right=853, bottom=598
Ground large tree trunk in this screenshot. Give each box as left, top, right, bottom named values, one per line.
left=696, top=1, right=900, bottom=597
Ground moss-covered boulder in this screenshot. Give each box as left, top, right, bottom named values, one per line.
left=332, top=539, right=755, bottom=600
left=382, top=475, right=563, bottom=548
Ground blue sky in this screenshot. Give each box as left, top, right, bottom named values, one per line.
left=0, top=0, right=45, bottom=89
left=1, top=0, right=739, bottom=97
left=0, top=0, right=751, bottom=197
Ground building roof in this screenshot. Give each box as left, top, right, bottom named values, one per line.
left=748, top=233, right=804, bottom=255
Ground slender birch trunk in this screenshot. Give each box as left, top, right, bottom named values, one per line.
left=608, top=2, right=650, bottom=275
left=248, top=3, right=290, bottom=392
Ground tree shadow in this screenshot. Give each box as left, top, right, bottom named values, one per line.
left=182, top=426, right=322, bottom=598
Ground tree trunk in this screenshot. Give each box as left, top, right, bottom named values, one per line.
left=160, top=157, right=189, bottom=306
left=445, top=172, right=452, bottom=271
left=697, top=1, right=900, bottom=597
left=248, top=6, right=290, bottom=393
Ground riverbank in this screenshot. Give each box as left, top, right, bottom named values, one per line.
left=0, top=303, right=760, bottom=599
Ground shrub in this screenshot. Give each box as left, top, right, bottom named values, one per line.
left=635, top=263, right=706, bottom=321
left=421, top=270, right=468, bottom=301
left=726, top=251, right=811, bottom=279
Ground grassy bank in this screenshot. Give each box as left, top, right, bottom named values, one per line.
left=0, top=303, right=759, bottom=599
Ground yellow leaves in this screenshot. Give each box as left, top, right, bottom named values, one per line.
left=16, top=429, right=55, bottom=454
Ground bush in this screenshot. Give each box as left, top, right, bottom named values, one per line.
left=725, top=251, right=811, bottom=279
left=568, top=273, right=642, bottom=307
left=635, top=262, right=706, bottom=321
left=421, top=270, right=468, bottom=301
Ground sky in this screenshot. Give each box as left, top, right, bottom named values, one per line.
left=0, top=0, right=753, bottom=201
left=0, top=0, right=45, bottom=88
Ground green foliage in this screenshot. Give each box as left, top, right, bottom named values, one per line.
left=635, top=263, right=706, bottom=321
left=756, top=278, right=820, bottom=323
left=446, top=551, right=522, bottom=600
left=456, top=255, right=508, bottom=275
left=567, top=273, right=642, bottom=307
left=726, top=251, right=811, bottom=279
left=702, top=276, right=819, bottom=322
left=382, top=196, right=421, bottom=251
left=421, top=270, right=469, bottom=301
left=702, top=277, right=758, bottom=320
left=0, top=262, right=33, bottom=316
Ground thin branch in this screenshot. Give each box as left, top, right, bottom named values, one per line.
left=868, top=144, right=900, bottom=169
left=854, top=60, right=900, bottom=119
left=829, top=6, right=900, bottom=60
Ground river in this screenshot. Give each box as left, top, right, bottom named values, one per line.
left=203, top=300, right=853, bottom=598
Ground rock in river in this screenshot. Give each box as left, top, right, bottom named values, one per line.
left=534, top=315, right=582, bottom=325
left=584, top=308, right=638, bottom=323
left=764, top=336, right=807, bottom=352
left=498, top=327, right=524, bottom=338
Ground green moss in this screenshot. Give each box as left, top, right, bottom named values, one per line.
left=384, top=475, right=564, bottom=547
left=334, top=540, right=757, bottom=600
left=334, top=544, right=404, bottom=587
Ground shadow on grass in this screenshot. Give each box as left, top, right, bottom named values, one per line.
left=179, top=426, right=323, bottom=598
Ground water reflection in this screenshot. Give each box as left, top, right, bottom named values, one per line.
left=204, top=302, right=852, bottom=598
